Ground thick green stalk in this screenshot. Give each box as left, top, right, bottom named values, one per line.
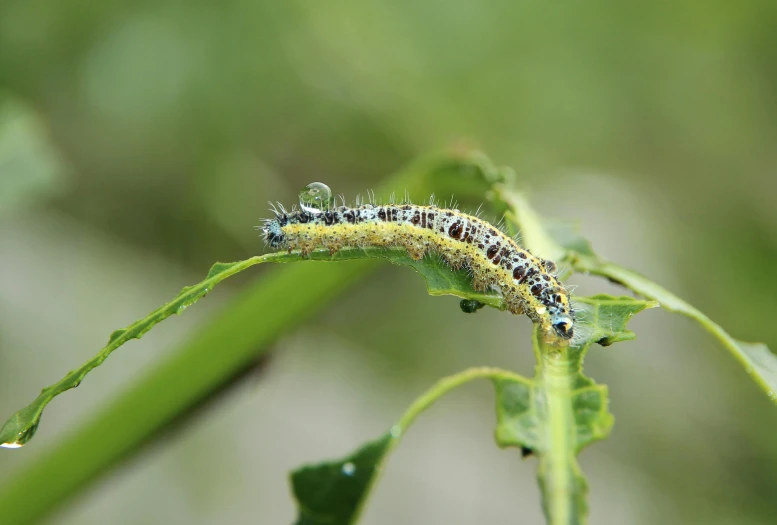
left=0, top=259, right=377, bottom=525
left=536, top=344, right=584, bottom=525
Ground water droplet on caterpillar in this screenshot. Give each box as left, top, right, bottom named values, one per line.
left=299, top=182, right=334, bottom=214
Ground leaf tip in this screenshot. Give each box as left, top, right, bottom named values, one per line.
left=0, top=409, right=41, bottom=450
left=290, top=434, right=392, bottom=525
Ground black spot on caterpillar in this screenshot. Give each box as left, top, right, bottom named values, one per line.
left=261, top=184, right=575, bottom=344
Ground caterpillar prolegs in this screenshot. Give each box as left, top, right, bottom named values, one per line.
left=261, top=183, right=575, bottom=345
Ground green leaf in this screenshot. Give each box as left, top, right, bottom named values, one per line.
left=291, top=435, right=392, bottom=525
left=0, top=246, right=508, bottom=450
left=489, top=180, right=777, bottom=404
left=573, top=294, right=658, bottom=347
left=493, top=294, right=653, bottom=525
left=0, top=257, right=265, bottom=448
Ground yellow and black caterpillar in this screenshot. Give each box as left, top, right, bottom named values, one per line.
left=261, top=188, right=574, bottom=345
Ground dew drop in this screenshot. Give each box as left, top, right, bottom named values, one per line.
left=341, top=462, right=356, bottom=476
left=390, top=425, right=402, bottom=438
left=768, top=391, right=775, bottom=398
left=459, top=299, right=485, bottom=314
left=299, top=182, right=334, bottom=214
left=176, top=304, right=188, bottom=314
left=0, top=418, right=40, bottom=449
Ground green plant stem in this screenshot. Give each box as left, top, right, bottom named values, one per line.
left=395, top=367, right=524, bottom=432
left=348, top=367, right=527, bottom=524
left=537, top=345, right=579, bottom=525
left=390, top=357, right=586, bottom=525
left=578, top=261, right=777, bottom=398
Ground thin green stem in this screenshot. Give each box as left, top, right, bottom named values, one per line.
left=348, top=367, right=528, bottom=524
left=578, top=261, right=777, bottom=402
left=394, top=367, right=525, bottom=433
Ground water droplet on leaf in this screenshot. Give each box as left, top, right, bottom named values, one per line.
left=299, top=182, right=334, bottom=214
left=0, top=417, right=40, bottom=449
left=341, top=462, right=356, bottom=476
left=389, top=425, right=402, bottom=438
left=459, top=299, right=485, bottom=314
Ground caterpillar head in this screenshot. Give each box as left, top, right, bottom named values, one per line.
left=261, top=217, right=287, bottom=248
left=550, top=312, right=574, bottom=340
left=544, top=285, right=574, bottom=341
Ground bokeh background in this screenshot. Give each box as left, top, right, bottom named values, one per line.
left=2, top=1, right=777, bottom=524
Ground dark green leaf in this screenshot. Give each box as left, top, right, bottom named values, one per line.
left=291, top=435, right=392, bottom=525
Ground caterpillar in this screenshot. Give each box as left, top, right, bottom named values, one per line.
left=261, top=183, right=575, bottom=345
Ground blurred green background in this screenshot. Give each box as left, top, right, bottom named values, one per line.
left=1, top=1, right=777, bottom=523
